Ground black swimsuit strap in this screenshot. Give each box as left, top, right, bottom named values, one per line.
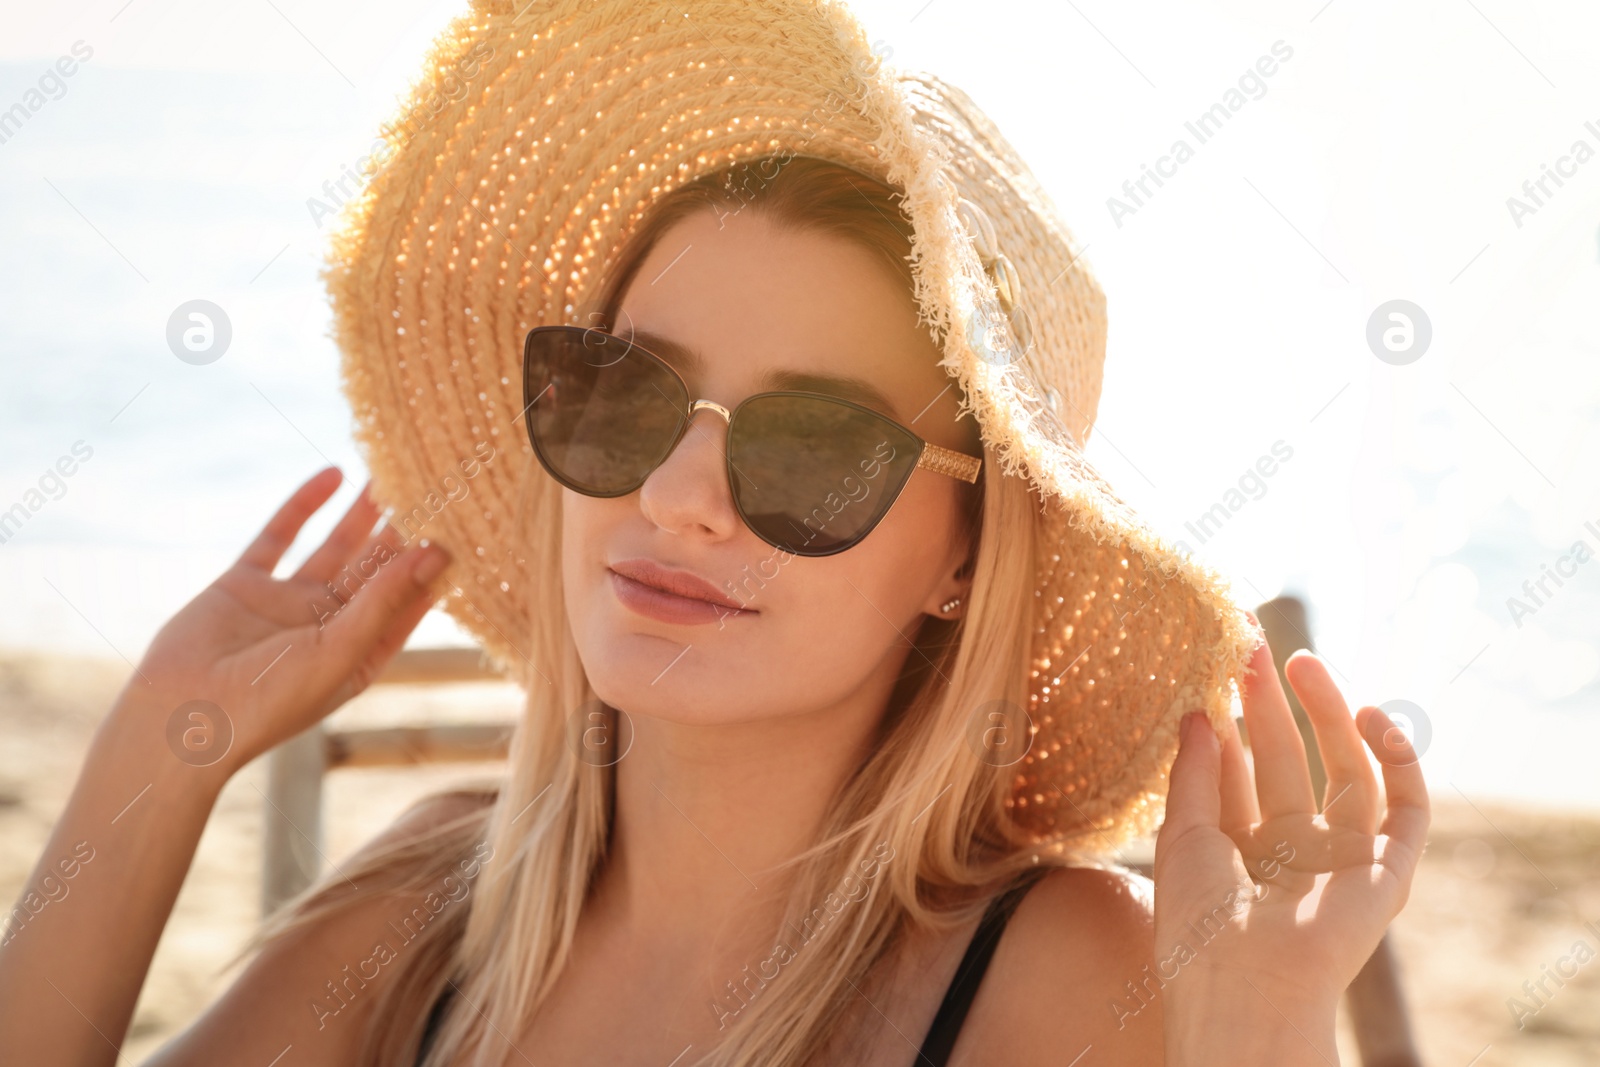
left=415, top=982, right=456, bottom=1065
left=914, top=867, right=1051, bottom=1066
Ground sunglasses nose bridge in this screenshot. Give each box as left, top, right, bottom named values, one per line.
left=689, top=398, right=732, bottom=424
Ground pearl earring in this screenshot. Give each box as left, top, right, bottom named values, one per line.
left=940, top=596, right=962, bottom=614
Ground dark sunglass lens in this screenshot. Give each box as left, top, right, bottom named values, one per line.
left=524, top=329, right=686, bottom=495
left=728, top=395, right=920, bottom=555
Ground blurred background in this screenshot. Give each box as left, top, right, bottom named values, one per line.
left=1, top=0, right=1596, bottom=1063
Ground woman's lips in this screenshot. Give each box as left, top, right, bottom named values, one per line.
left=607, top=564, right=755, bottom=626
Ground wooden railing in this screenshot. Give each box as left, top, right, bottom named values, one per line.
left=258, top=647, right=512, bottom=916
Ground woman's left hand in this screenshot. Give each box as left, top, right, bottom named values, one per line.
left=1151, top=614, right=1430, bottom=1062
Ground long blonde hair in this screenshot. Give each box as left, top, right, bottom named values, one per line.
left=246, top=155, right=1064, bottom=1067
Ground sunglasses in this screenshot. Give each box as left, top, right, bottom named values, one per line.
left=521, top=325, right=982, bottom=557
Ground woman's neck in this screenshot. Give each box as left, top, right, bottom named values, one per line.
left=595, top=671, right=897, bottom=952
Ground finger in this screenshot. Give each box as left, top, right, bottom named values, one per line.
left=1357, top=705, right=1431, bottom=884
left=1218, top=714, right=1259, bottom=834
left=302, top=521, right=410, bottom=629
left=1285, top=650, right=1379, bottom=834
left=320, top=560, right=445, bottom=711
left=1238, top=634, right=1318, bottom=819
left=290, top=478, right=382, bottom=585
left=305, top=540, right=453, bottom=694
left=1158, top=712, right=1222, bottom=844
left=236, top=466, right=344, bottom=573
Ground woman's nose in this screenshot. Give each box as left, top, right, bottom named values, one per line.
left=635, top=406, right=742, bottom=543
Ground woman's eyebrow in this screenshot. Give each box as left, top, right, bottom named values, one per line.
left=627, top=328, right=902, bottom=417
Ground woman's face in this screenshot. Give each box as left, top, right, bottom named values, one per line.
left=561, top=207, right=980, bottom=727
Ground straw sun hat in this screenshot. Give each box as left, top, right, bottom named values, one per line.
left=321, top=0, right=1263, bottom=850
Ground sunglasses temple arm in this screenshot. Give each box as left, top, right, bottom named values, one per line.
left=916, top=443, right=982, bottom=483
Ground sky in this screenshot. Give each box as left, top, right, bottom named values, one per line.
left=1, top=0, right=1597, bottom=807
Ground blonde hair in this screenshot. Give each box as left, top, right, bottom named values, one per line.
left=244, top=156, right=1070, bottom=1067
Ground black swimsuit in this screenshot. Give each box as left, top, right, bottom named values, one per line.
left=413, top=868, right=1048, bottom=1066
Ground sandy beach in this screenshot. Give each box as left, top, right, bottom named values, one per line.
left=2, top=648, right=1596, bottom=1064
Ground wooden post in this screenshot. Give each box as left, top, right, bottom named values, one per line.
left=1346, top=934, right=1424, bottom=1067
left=1252, top=596, right=1421, bottom=1067
left=261, top=722, right=327, bottom=918
left=1251, top=595, right=1326, bottom=799
left=254, top=648, right=505, bottom=918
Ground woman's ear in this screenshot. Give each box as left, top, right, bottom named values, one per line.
left=923, top=539, right=976, bottom=621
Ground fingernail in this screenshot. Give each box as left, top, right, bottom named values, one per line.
left=1180, top=711, right=1197, bottom=743
left=413, top=544, right=450, bottom=585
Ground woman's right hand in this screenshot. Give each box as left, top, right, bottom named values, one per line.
left=0, top=466, right=454, bottom=1067
left=115, top=465, right=452, bottom=779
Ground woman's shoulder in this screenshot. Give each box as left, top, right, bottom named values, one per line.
left=951, top=864, right=1163, bottom=1066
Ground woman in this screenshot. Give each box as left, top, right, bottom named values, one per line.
left=0, top=3, right=1428, bottom=1065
